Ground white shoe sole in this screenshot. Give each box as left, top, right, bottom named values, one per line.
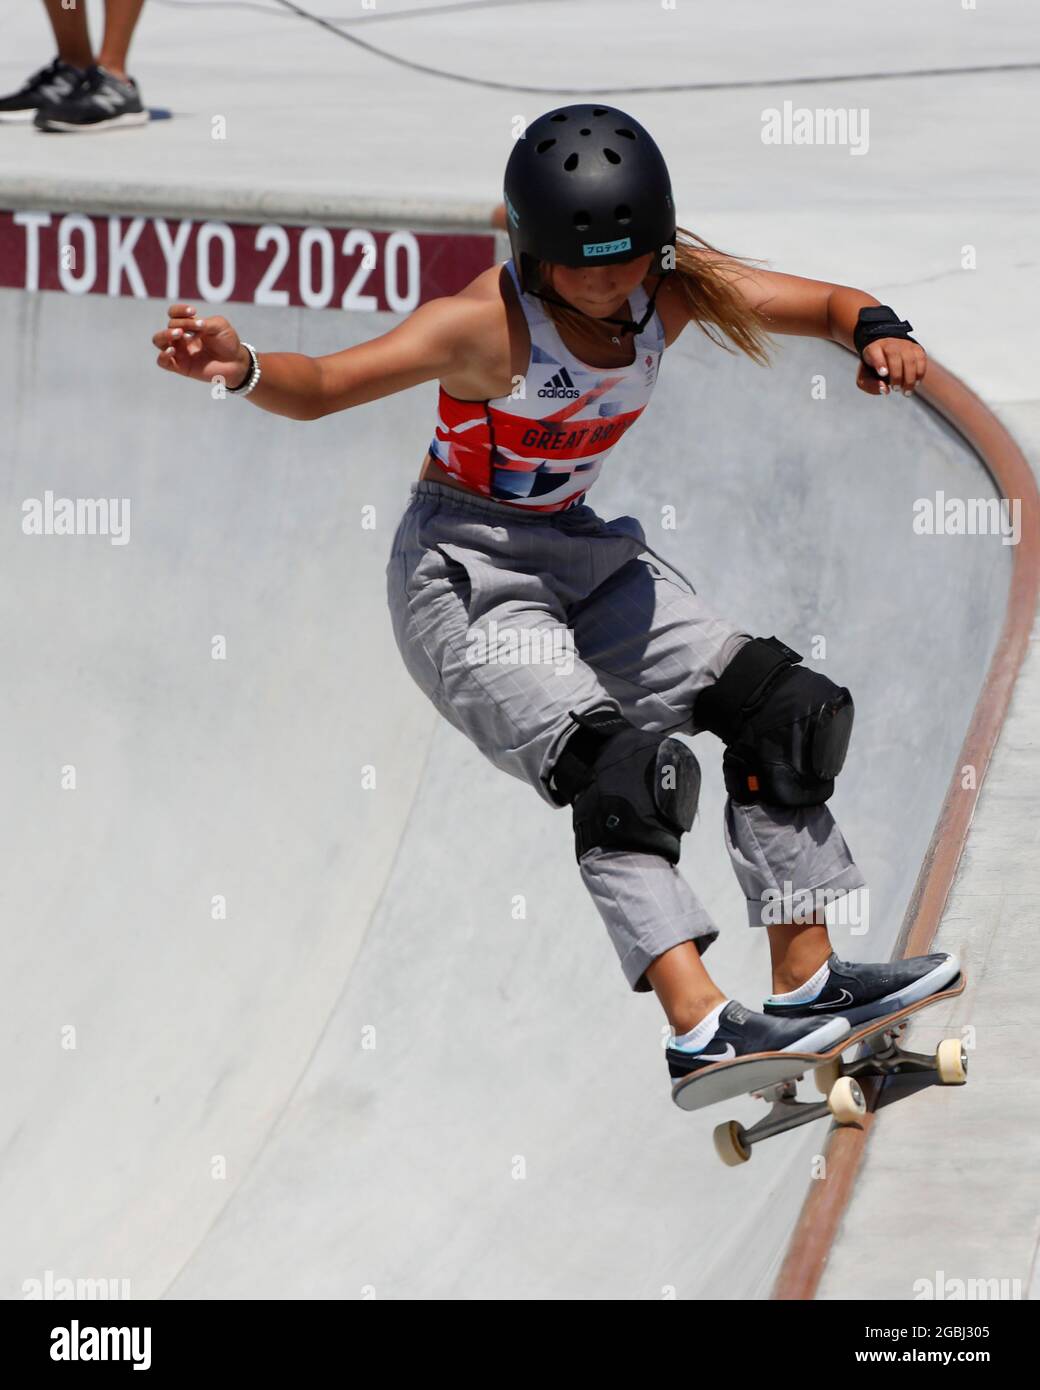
left=38, top=111, right=149, bottom=133
left=874, top=952, right=961, bottom=1012
left=782, top=1015, right=851, bottom=1054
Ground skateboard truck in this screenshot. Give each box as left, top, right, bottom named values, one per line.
left=714, top=1074, right=868, bottom=1166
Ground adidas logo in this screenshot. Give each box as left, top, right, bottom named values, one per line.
left=537, top=367, right=580, bottom=400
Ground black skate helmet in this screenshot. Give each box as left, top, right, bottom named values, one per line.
left=503, top=104, right=676, bottom=299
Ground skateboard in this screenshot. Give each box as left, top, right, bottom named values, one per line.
left=672, top=975, right=967, bottom=1166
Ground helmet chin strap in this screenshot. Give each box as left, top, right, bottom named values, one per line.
left=529, top=271, right=671, bottom=341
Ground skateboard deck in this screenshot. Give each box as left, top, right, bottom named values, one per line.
left=671, top=975, right=967, bottom=1165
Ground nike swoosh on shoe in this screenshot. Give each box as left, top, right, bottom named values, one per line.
left=810, top=988, right=854, bottom=1009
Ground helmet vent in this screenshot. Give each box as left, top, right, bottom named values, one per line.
left=614, top=127, right=636, bottom=140
left=551, top=112, right=568, bottom=123
left=573, top=210, right=591, bottom=231
left=535, top=139, right=556, bottom=154
left=614, top=205, right=631, bottom=224
left=603, top=148, right=621, bottom=164
left=564, top=153, right=579, bottom=172
left=580, top=128, right=591, bottom=136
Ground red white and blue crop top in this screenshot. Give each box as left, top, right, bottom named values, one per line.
left=427, top=259, right=665, bottom=512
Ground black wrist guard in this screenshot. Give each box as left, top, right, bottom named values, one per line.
left=853, top=305, right=916, bottom=360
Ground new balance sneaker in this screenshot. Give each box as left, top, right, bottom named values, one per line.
left=34, top=64, right=147, bottom=132
left=763, top=951, right=961, bottom=1029
left=666, top=1001, right=851, bottom=1085
left=0, top=58, right=85, bottom=121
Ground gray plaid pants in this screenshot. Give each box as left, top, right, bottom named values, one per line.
left=387, top=483, right=864, bottom=990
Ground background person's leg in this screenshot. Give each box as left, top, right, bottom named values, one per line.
left=96, top=0, right=147, bottom=81
left=42, top=0, right=93, bottom=71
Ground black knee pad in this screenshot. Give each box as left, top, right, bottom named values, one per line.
left=693, top=637, right=854, bottom=806
left=550, top=707, right=701, bottom=865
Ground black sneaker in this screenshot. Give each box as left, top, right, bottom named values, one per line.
left=34, top=63, right=147, bottom=133
left=665, top=1001, right=850, bottom=1084
left=0, top=58, right=85, bottom=121
left=763, top=951, right=961, bottom=1028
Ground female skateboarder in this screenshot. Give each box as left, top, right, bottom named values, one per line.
left=154, top=104, right=959, bottom=1086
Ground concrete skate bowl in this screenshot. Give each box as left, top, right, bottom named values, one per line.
left=1, top=266, right=1031, bottom=1300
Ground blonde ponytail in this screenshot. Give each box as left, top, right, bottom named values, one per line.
left=540, top=225, right=773, bottom=367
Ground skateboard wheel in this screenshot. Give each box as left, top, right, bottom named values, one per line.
left=712, top=1120, right=752, bottom=1166
left=936, top=1037, right=968, bottom=1084
left=827, top=1075, right=866, bottom=1124
left=814, top=1059, right=842, bottom=1095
